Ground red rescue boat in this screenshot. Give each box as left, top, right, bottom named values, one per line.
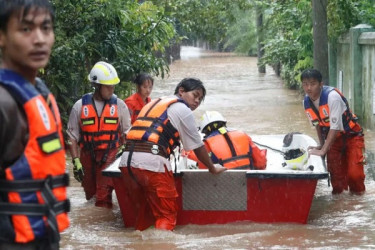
left=103, top=134, right=328, bottom=227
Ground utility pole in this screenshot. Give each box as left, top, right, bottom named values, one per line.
left=312, top=0, right=329, bottom=84
left=256, top=5, right=265, bottom=73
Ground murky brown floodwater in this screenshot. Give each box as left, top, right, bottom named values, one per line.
left=61, top=46, right=375, bottom=249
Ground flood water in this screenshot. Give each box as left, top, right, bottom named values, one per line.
left=61, top=46, right=375, bottom=249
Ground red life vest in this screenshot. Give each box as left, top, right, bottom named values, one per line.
left=125, top=92, right=151, bottom=124
left=204, top=128, right=254, bottom=169
left=79, top=94, right=120, bottom=150
left=303, top=86, right=362, bottom=137
left=0, top=69, right=69, bottom=243
left=126, top=97, right=186, bottom=156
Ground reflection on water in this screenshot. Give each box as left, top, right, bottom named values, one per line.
left=61, top=46, right=375, bottom=249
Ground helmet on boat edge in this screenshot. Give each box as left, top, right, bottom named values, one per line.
left=88, top=61, right=120, bottom=85
left=200, top=111, right=227, bottom=135
left=283, top=148, right=308, bottom=170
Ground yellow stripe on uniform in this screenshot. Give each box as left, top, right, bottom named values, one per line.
left=42, top=138, right=62, bottom=153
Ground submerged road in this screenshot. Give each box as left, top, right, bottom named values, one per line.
left=61, top=46, right=375, bottom=249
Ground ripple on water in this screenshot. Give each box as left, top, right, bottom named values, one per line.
left=61, top=46, right=375, bottom=249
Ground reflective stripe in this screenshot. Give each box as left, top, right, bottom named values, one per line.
left=93, top=64, right=110, bottom=76
left=41, top=138, right=62, bottom=154
left=104, top=118, right=118, bottom=124
left=99, top=77, right=120, bottom=85
left=82, top=118, right=95, bottom=125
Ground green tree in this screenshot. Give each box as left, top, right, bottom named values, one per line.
left=259, top=0, right=313, bottom=89
left=45, top=0, right=175, bottom=127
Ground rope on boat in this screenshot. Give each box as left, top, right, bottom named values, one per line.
left=252, top=141, right=285, bottom=155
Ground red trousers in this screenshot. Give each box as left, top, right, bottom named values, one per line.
left=327, top=134, right=366, bottom=194
left=80, top=149, right=116, bottom=208
left=120, top=166, right=178, bottom=231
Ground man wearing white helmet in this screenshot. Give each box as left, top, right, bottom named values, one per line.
left=67, top=61, right=131, bottom=208
left=187, top=111, right=267, bottom=170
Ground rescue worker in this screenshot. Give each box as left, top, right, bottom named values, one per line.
left=125, top=73, right=154, bottom=124
left=187, top=111, right=267, bottom=170
left=301, top=69, right=365, bottom=195
left=0, top=0, right=70, bottom=248
left=67, top=61, right=131, bottom=208
left=119, top=78, right=226, bottom=231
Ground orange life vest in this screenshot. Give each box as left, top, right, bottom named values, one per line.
left=79, top=94, right=120, bottom=150
left=303, top=86, right=362, bottom=137
left=204, top=128, right=254, bottom=169
left=125, top=92, right=151, bottom=124
left=126, top=97, right=187, bottom=156
left=0, top=69, right=69, bottom=244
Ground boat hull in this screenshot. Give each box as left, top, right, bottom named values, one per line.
left=104, top=169, right=327, bottom=227
left=103, top=134, right=328, bottom=227
left=175, top=171, right=325, bottom=225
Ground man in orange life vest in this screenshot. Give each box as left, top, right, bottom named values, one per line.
left=302, top=69, right=365, bottom=195
left=0, top=0, right=70, bottom=248
left=119, top=78, right=226, bottom=231
left=67, top=61, right=131, bottom=208
left=186, top=111, right=267, bottom=170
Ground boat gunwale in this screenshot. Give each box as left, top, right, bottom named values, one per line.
left=102, top=168, right=329, bottom=180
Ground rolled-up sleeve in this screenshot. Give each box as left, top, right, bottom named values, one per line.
left=66, top=100, right=82, bottom=141
left=168, top=102, right=203, bottom=151
left=117, top=98, right=131, bottom=134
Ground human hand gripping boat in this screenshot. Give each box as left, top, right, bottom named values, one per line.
left=102, top=133, right=329, bottom=227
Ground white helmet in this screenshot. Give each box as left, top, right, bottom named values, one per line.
left=88, top=61, right=120, bottom=85
left=200, top=111, right=227, bottom=134
left=282, top=132, right=310, bottom=170
left=283, top=148, right=309, bottom=170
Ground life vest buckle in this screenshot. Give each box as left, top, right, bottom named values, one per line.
left=151, top=145, right=159, bottom=155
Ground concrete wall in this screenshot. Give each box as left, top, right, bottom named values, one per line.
left=330, top=24, right=375, bottom=129
left=359, top=33, right=375, bottom=129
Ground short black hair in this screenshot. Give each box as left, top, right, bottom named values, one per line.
left=174, top=78, right=206, bottom=101
left=300, top=69, right=322, bottom=82
left=133, top=73, right=154, bottom=86
left=0, top=0, right=54, bottom=31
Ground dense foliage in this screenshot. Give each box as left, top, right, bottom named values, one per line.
left=259, top=0, right=313, bottom=89
left=257, top=0, right=375, bottom=88
left=36, top=0, right=375, bottom=127
left=45, top=0, right=175, bottom=126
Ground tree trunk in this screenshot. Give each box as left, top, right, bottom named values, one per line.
left=256, top=6, right=265, bottom=73
left=312, top=0, right=329, bottom=84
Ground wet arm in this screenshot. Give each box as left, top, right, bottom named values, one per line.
left=310, top=128, right=338, bottom=156
left=66, top=102, right=81, bottom=159
left=118, top=99, right=131, bottom=144
left=194, top=145, right=226, bottom=174
left=315, top=125, right=324, bottom=147
left=320, top=129, right=339, bottom=155
left=68, top=139, right=80, bottom=159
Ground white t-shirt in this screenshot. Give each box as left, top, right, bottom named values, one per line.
left=306, top=90, right=346, bottom=131
left=66, top=94, right=131, bottom=141
left=119, top=96, right=203, bottom=172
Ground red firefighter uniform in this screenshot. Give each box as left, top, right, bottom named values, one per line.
left=125, top=92, right=151, bottom=124
left=79, top=93, right=120, bottom=208
left=187, top=128, right=267, bottom=170
left=121, top=97, right=186, bottom=230
left=0, top=69, right=69, bottom=244
left=304, top=86, right=365, bottom=194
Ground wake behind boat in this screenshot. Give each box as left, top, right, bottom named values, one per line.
left=103, top=133, right=329, bottom=227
